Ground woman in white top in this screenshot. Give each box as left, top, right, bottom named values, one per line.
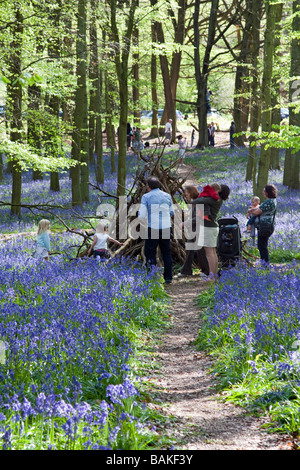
left=88, top=222, right=123, bottom=259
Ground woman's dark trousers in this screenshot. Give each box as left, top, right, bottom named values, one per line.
left=257, top=235, right=269, bottom=263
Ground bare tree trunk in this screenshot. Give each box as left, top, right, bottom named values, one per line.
left=256, top=0, right=281, bottom=196
left=150, top=23, right=159, bottom=138
left=28, top=84, right=43, bottom=181
left=270, top=3, right=284, bottom=170
left=110, top=0, right=137, bottom=197
left=150, top=0, right=186, bottom=140
left=283, top=0, right=300, bottom=189
left=132, top=0, right=140, bottom=126
left=233, top=0, right=253, bottom=147
left=7, top=6, right=23, bottom=216
left=89, top=0, right=98, bottom=166
left=246, top=0, right=262, bottom=184
left=194, top=0, right=219, bottom=149
left=96, top=57, right=104, bottom=184
left=71, top=0, right=89, bottom=205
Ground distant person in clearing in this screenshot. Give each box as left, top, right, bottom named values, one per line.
left=165, top=119, right=172, bottom=146
left=230, top=121, right=236, bottom=149
left=191, top=128, right=195, bottom=147
left=33, top=219, right=51, bottom=261
left=177, top=135, right=187, bottom=164
left=88, top=222, right=123, bottom=260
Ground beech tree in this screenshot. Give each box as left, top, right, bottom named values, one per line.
left=283, top=0, right=300, bottom=189
left=108, top=0, right=138, bottom=197
left=6, top=4, right=24, bottom=216
left=245, top=0, right=263, bottom=183
left=70, top=0, right=89, bottom=206
left=255, top=0, right=284, bottom=197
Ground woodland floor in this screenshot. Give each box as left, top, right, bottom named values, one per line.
left=145, top=163, right=296, bottom=451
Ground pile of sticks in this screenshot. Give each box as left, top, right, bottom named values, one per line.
left=89, top=146, right=190, bottom=265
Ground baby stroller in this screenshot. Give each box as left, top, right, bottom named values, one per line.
left=217, top=216, right=242, bottom=271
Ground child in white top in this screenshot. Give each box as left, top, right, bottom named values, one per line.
left=33, top=219, right=51, bottom=260
left=88, top=222, right=123, bottom=259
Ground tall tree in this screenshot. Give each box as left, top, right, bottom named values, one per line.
left=233, top=0, right=253, bottom=147
left=46, top=1, right=62, bottom=192
left=7, top=4, right=23, bottom=216
left=283, top=0, right=300, bottom=189
left=150, top=0, right=187, bottom=140
left=193, top=0, right=219, bottom=148
left=109, top=0, right=138, bottom=197
left=270, top=2, right=284, bottom=170
left=150, top=22, right=159, bottom=138
left=71, top=0, right=89, bottom=206
left=132, top=0, right=140, bottom=126
left=256, top=0, right=284, bottom=196
left=246, top=0, right=263, bottom=183
left=27, top=83, right=43, bottom=181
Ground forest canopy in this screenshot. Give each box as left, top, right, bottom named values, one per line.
left=0, top=0, right=299, bottom=213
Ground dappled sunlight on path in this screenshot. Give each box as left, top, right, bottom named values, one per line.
left=147, top=277, right=290, bottom=450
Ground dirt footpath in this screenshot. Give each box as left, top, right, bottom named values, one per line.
left=147, top=277, right=292, bottom=450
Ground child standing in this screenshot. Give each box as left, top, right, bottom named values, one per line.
left=246, top=196, right=260, bottom=245
left=33, top=219, right=51, bottom=260
left=246, top=196, right=260, bottom=231
left=88, top=222, right=123, bottom=260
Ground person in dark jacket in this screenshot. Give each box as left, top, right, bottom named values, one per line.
left=127, top=122, right=133, bottom=149
left=247, top=184, right=277, bottom=264
left=192, top=183, right=230, bottom=280
left=230, top=121, right=236, bottom=149
left=177, top=185, right=209, bottom=278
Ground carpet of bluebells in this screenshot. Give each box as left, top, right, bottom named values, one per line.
left=197, top=263, right=300, bottom=435
left=0, top=235, right=168, bottom=449
left=0, top=152, right=168, bottom=450
left=0, top=237, right=166, bottom=450
left=1, top=147, right=300, bottom=446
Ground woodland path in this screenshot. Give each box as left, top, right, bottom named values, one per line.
left=146, top=164, right=293, bottom=451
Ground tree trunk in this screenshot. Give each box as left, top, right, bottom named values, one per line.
left=103, top=29, right=116, bottom=174
left=246, top=0, right=262, bottom=184
left=150, top=23, right=159, bottom=138
left=270, top=3, right=283, bottom=170
left=96, top=54, right=104, bottom=184
left=7, top=6, right=23, bottom=216
left=233, top=1, right=253, bottom=147
left=283, top=0, right=300, bottom=189
left=0, top=153, right=3, bottom=180
left=71, top=0, right=88, bottom=206
left=151, top=0, right=183, bottom=139
left=117, top=65, right=129, bottom=196
left=28, top=83, right=43, bottom=181
left=49, top=95, right=60, bottom=192
left=255, top=0, right=281, bottom=196
left=110, top=0, right=137, bottom=197
left=46, top=1, right=62, bottom=192
left=132, top=0, right=140, bottom=126
left=194, top=0, right=219, bottom=149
